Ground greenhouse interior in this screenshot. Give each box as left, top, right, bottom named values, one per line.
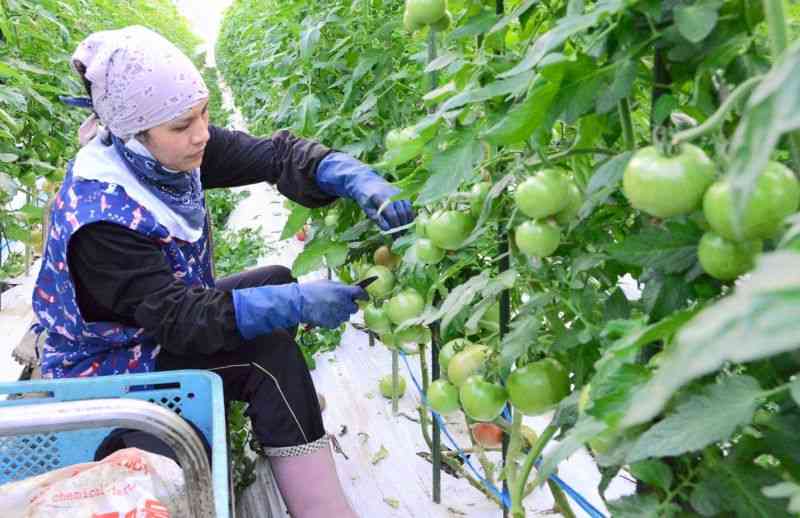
left=1, top=0, right=799, bottom=517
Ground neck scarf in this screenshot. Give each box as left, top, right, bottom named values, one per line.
left=111, top=134, right=205, bottom=231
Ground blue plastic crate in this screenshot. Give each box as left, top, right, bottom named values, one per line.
left=0, top=370, right=230, bottom=517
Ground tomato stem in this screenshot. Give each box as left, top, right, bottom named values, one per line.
left=618, top=98, right=635, bottom=151
left=510, top=423, right=558, bottom=518
left=546, top=479, right=577, bottom=518
left=671, top=75, right=763, bottom=147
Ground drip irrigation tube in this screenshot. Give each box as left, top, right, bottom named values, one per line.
left=399, top=351, right=606, bottom=518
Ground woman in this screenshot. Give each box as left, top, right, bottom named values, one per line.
left=33, top=26, right=413, bottom=517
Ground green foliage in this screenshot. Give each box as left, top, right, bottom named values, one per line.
left=298, top=325, right=345, bottom=370
left=212, top=226, right=269, bottom=278
left=0, top=0, right=202, bottom=267
left=218, top=0, right=800, bottom=514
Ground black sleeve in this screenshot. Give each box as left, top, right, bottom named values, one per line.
left=67, top=222, right=245, bottom=356
left=200, top=125, right=337, bottom=208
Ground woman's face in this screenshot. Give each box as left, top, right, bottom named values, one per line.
left=139, top=99, right=210, bottom=171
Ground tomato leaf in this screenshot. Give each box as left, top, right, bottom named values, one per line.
left=622, top=252, right=800, bottom=428
left=534, top=417, right=607, bottom=486
left=291, top=236, right=335, bottom=277
left=692, top=455, right=791, bottom=517
left=433, top=271, right=492, bottom=333
left=448, top=10, right=498, bottom=41
left=641, top=271, right=695, bottom=321
left=627, top=375, right=761, bottom=463
left=439, top=71, right=535, bottom=112
left=280, top=203, right=311, bottom=240
left=587, top=363, right=650, bottom=425
left=609, top=222, right=701, bottom=274
left=790, top=379, right=800, bottom=408
left=489, top=0, right=540, bottom=34
left=596, top=58, right=637, bottom=114
left=499, top=0, right=626, bottom=78
left=578, top=151, right=632, bottom=222
left=499, top=292, right=551, bottom=368
left=482, top=77, right=560, bottom=145
left=629, top=459, right=673, bottom=491
left=424, top=52, right=459, bottom=73
left=674, top=1, right=722, bottom=44
left=606, top=494, right=667, bottom=518
left=416, top=129, right=484, bottom=206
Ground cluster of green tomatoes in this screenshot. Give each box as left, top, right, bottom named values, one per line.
left=513, top=170, right=582, bottom=259
left=622, top=144, right=800, bottom=281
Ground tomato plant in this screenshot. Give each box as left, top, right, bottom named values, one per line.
left=220, top=0, right=800, bottom=515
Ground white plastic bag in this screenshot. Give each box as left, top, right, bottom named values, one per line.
left=0, top=447, right=189, bottom=517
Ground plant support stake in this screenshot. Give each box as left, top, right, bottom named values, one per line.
left=427, top=25, right=442, bottom=505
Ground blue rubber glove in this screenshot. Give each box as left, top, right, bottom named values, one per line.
left=232, top=281, right=368, bottom=340
left=316, top=152, right=414, bottom=231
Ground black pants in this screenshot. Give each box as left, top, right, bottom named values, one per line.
left=95, top=266, right=325, bottom=461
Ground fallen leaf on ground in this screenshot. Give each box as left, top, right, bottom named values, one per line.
left=371, top=445, right=389, bottom=465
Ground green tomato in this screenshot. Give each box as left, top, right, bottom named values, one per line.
left=364, top=265, right=395, bottom=299
left=403, top=8, right=423, bottom=31
left=323, top=242, right=349, bottom=268
left=507, top=359, right=570, bottom=416
left=515, top=220, right=561, bottom=257
left=703, top=161, right=800, bottom=241
left=554, top=180, right=582, bottom=225
left=428, top=379, right=460, bottom=415
left=379, top=375, right=406, bottom=399
left=429, top=9, right=452, bottom=31
left=438, top=338, right=473, bottom=378
left=448, top=345, right=488, bottom=387
left=622, top=144, right=716, bottom=218
left=426, top=210, right=475, bottom=250
left=324, top=212, right=339, bottom=227
left=469, top=181, right=491, bottom=219
left=459, top=375, right=508, bottom=422
left=406, top=0, right=447, bottom=26
left=698, top=231, right=762, bottom=281
left=514, top=169, right=569, bottom=219
left=364, top=304, right=392, bottom=335
left=415, top=238, right=445, bottom=265
left=385, top=289, right=425, bottom=325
